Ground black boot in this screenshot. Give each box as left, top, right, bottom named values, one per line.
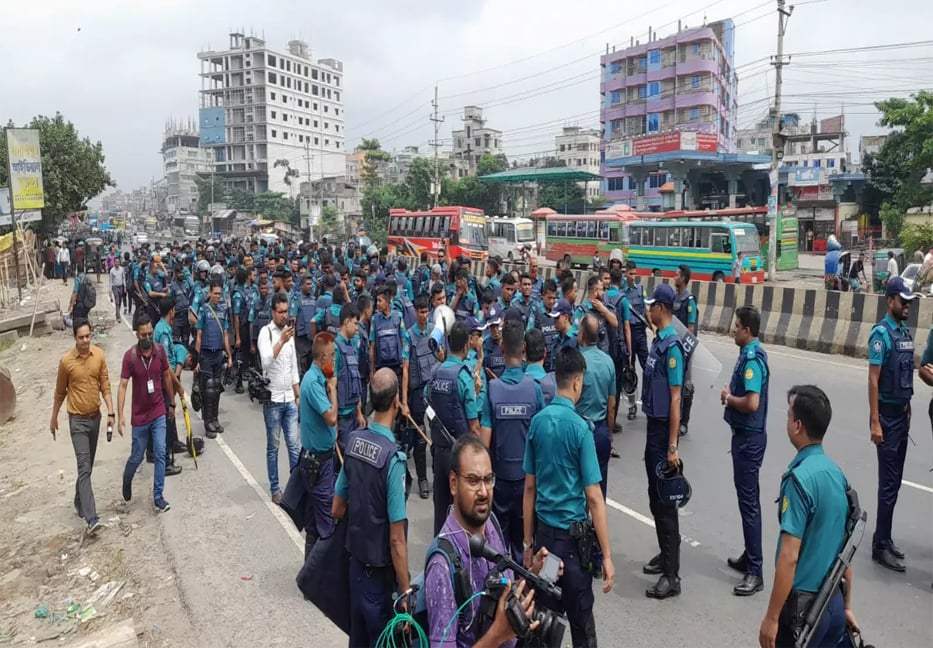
left=203, top=381, right=218, bottom=439
left=213, top=389, right=224, bottom=434
left=679, top=385, right=694, bottom=436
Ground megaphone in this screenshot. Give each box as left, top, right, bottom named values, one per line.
left=429, top=305, right=456, bottom=353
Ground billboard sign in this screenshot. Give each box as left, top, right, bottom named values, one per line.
left=5, top=129, right=45, bottom=209
left=788, top=167, right=824, bottom=187
left=605, top=131, right=719, bottom=159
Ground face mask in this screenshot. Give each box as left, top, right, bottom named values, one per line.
left=138, top=337, right=153, bottom=352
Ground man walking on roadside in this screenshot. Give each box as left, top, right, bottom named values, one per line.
left=109, top=256, right=126, bottom=322
left=118, top=314, right=177, bottom=513
left=50, top=318, right=116, bottom=536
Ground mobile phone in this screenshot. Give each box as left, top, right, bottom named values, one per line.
left=287, top=317, right=296, bottom=328
left=541, top=552, right=561, bottom=584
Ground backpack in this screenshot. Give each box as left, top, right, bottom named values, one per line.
left=78, top=275, right=97, bottom=311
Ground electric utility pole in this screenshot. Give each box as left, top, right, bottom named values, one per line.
left=304, top=139, right=313, bottom=241
left=430, top=84, right=445, bottom=207
left=768, top=0, right=793, bottom=282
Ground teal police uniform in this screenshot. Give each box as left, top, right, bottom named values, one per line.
left=523, top=395, right=602, bottom=648
left=577, top=344, right=616, bottom=498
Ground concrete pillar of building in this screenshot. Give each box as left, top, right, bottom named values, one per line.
left=725, top=170, right=741, bottom=209
left=630, top=169, right=649, bottom=211
left=666, top=163, right=687, bottom=211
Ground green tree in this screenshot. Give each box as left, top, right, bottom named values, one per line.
left=273, top=158, right=301, bottom=194
left=253, top=191, right=298, bottom=224
left=358, top=138, right=392, bottom=190
left=319, top=204, right=340, bottom=239
left=879, top=201, right=906, bottom=240
left=476, top=152, right=509, bottom=177
left=362, top=183, right=412, bottom=242
left=0, top=113, right=114, bottom=234
left=405, top=157, right=436, bottom=209
left=898, top=222, right=933, bottom=256
left=194, top=175, right=230, bottom=214
left=537, top=181, right=586, bottom=214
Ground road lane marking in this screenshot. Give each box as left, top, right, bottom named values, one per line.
left=606, top=497, right=702, bottom=548
left=702, top=337, right=863, bottom=370
left=903, top=479, right=933, bottom=494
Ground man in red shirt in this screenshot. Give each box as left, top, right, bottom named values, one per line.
left=117, top=314, right=176, bottom=512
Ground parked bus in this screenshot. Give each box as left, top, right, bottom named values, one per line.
left=486, top=216, right=535, bottom=263
left=183, top=215, right=200, bottom=237
left=624, top=220, right=765, bottom=283
left=388, top=206, right=488, bottom=262
left=544, top=213, right=638, bottom=268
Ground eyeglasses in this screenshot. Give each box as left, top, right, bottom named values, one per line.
left=456, top=472, right=496, bottom=491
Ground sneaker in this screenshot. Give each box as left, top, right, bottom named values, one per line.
left=153, top=499, right=171, bottom=513
left=271, top=491, right=283, bottom=505
left=122, top=478, right=132, bottom=502
left=165, top=463, right=182, bottom=477
left=86, top=518, right=102, bottom=536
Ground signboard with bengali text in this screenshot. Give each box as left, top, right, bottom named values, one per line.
left=605, top=131, right=719, bottom=159
left=5, top=129, right=45, bottom=209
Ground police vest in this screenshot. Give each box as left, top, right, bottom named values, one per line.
left=642, top=334, right=682, bottom=420
left=357, top=323, right=371, bottom=380
left=252, top=295, right=272, bottom=341
left=626, top=284, right=648, bottom=328
left=535, top=371, right=557, bottom=406
left=673, top=291, right=696, bottom=331
left=549, top=334, right=578, bottom=373
left=511, top=300, right=531, bottom=326
left=724, top=344, right=770, bottom=432
left=200, top=302, right=228, bottom=350
left=148, top=272, right=166, bottom=293
left=430, top=363, right=471, bottom=445
left=170, top=280, right=192, bottom=323
left=588, top=305, right=611, bottom=356
left=488, top=375, right=540, bottom=481
left=605, top=291, right=627, bottom=361
left=394, top=296, right=417, bottom=330
left=454, top=294, right=476, bottom=321
left=484, top=338, right=505, bottom=378
left=343, top=428, right=400, bottom=567
left=374, top=312, right=403, bottom=368
left=878, top=320, right=914, bottom=403
left=335, top=336, right=363, bottom=410
left=408, top=327, right=438, bottom=393
left=295, top=293, right=316, bottom=337
left=532, top=305, right=560, bottom=370
left=240, top=286, right=256, bottom=326
left=324, top=306, right=341, bottom=337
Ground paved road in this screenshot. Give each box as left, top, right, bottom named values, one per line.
left=119, top=312, right=932, bottom=647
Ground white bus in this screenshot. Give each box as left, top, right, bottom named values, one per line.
left=486, top=216, right=535, bottom=263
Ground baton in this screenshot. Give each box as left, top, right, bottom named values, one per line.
left=405, top=413, right=433, bottom=447
left=334, top=441, right=344, bottom=466
left=181, top=398, right=197, bottom=469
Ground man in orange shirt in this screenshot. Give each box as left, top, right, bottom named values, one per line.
left=51, top=318, right=116, bottom=536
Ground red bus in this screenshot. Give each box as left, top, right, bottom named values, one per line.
left=388, top=206, right=489, bottom=262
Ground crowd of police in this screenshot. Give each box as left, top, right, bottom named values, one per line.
left=104, top=233, right=901, bottom=648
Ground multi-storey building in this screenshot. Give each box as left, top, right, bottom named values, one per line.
left=162, top=118, right=211, bottom=215
left=198, top=33, right=345, bottom=196
left=599, top=20, right=738, bottom=204
left=451, top=106, right=503, bottom=178
left=555, top=126, right=601, bottom=200
left=736, top=113, right=804, bottom=157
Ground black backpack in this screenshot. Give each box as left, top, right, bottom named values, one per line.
left=78, top=275, right=97, bottom=311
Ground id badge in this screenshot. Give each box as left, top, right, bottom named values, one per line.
left=146, top=379, right=155, bottom=394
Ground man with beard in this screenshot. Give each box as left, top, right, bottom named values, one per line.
left=423, top=434, right=556, bottom=648
left=867, top=276, right=916, bottom=572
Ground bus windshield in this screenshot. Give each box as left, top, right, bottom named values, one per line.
left=732, top=226, right=761, bottom=254
left=460, top=219, right=488, bottom=247
left=516, top=222, right=535, bottom=242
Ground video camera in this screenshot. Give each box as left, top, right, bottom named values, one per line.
left=246, top=367, right=272, bottom=404
left=469, top=534, right=566, bottom=648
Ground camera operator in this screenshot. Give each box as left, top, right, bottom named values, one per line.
left=424, top=434, right=560, bottom=648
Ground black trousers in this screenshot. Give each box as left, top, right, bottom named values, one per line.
left=645, top=417, right=680, bottom=576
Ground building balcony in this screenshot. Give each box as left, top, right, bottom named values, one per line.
left=674, top=92, right=718, bottom=110
left=644, top=95, right=675, bottom=113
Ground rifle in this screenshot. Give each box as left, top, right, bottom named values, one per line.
left=795, top=487, right=867, bottom=648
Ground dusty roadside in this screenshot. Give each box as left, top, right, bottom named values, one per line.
left=0, top=281, right=196, bottom=646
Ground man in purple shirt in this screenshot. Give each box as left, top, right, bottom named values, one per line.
left=424, top=434, right=558, bottom=648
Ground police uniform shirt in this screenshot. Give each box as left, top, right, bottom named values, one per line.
left=737, top=339, right=766, bottom=396
left=154, top=318, right=180, bottom=370
left=523, top=397, right=602, bottom=530
left=232, top=287, right=249, bottom=325
left=312, top=303, right=342, bottom=332
left=465, top=349, right=488, bottom=407
left=775, top=444, right=849, bottom=592
left=334, top=333, right=361, bottom=416
left=576, top=345, right=616, bottom=422
left=479, top=366, right=544, bottom=428
left=676, top=289, right=698, bottom=328
left=423, top=357, right=480, bottom=422
left=299, top=363, right=337, bottom=452
left=868, top=314, right=912, bottom=404
left=524, top=363, right=547, bottom=382
left=654, top=324, right=685, bottom=389
left=606, top=287, right=632, bottom=323
left=334, top=421, right=408, bottom=521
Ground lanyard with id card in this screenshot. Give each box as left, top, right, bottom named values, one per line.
left=140, top=352, right=155, bottom=394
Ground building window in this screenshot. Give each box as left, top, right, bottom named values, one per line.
left=287, top=77, right=292, bottom=88
left=335, top=92, right=340, bottom=102
left=638, top=56, right=647, bottom=70
left=648, top=173, right=667, bottom=188
left=648, top=50, right=661, bottom=65
left=324, top=122, right=329, bottom=129
left=304, top=65, right=309, bottom=77
left=271, top=110, right=277, bottom=119
left=335, top=76, right=340, bottom=87
left=689, top=107, right=699, bottom=121
left=610, top=90, right=622, bottom=104
left=691, top=75, right=700, bottom=89
left=283, top=132, right=289, bottom=140
left=283, top=114, right=288, bottom=122
left=313, top=102, right=318, bottom=111
left=297, top=116, right=302, bottom=125
left=314, top=137, right=319, bottom=145
left=269, top=72, right=277, bottom=84
left=314, top=120, right=319, bottom=128
left=691, top=43, right=700, bottom=56
left=312, top=69, right=318, bottom=80
left=335, top=125, right=340, bottom=132
left=609, top=61, right=622, bottom=74
left=325, top=139, right=329, bottom=146
left=271, top=129, right=277, bottom=138
left=324, top=105, right=329, bottom=113
left=647, top=113, right=660, bottom=133
left=304, top=82, right=309, bottom=93
left=299, top=135, right=304, bottom=143
left=648, top=82, right=660, bottom=99
left=638, top=86, right=647, bottom=99
left=268, top=54, right=276, bottom=67
left=335, top=108, right=340, bottom=116
left=828, top=159, right=836, bottom=168
left=813, top=159, right=821, bottom=167
left=312, top=85, right=319, bottom=96
left=559, top=144, right=566, bottom=152
left=270, top=91, right=276, bottom=100
left=336, top=141, right=341, bottom=149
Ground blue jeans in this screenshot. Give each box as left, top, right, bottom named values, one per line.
left=123, top=415, right=167, bottom=502
left=262, top=401, right=300, bottom=495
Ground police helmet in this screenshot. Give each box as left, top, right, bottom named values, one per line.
left=196, top=260, right=211, bottom=273
left=622, top=365, right=638, bottom=396
left=655, top=460, right=692, bottom=508
left=209, top=264, right=224, bottom=276
left=367, top=245, right=379, bottom=259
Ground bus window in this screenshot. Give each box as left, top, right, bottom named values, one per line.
left=547, top=221, right=557, bottom=237
left=576, top=221, right=587, bottom=238
left=440, top=216, right=450, bottom=236
left=553, top=221, right=564, bottom=237
left=610, top=224, right=621, bottom=243
left=586, top=221, right=596, bottom=238
left=696, top=227, right=711, bottom=249
left=667, top=228, right=681, bottom=247
left=505, top=223, right=515, bottom=241
left=598, top=220, right=609, bottom=240
left=414, top=217, right=423, bottom=233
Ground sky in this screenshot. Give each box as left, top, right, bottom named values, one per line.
left=2, top=0, right=931, bottom=195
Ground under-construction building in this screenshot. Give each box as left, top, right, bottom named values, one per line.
left=162, top=118, right=211, bottom=215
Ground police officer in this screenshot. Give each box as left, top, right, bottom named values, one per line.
left=606, top=267, right=632, bottom=433
left=291, top=274, right=317, bottom=377
left=527, top=279, right=559, bottom=371
left=232, top=267, right=255, bottom=393
left=483, top=306, right=505, bottom=380
left=249, top=280, right=273, bottom=371
left=480, top=319, right=545, bottom=562
left=401, top=295, right=440, bottom=500
left=168, top=264, right=194, bottom=348
left=758, top=385, right=853, bottom=648
left=867, top=275, right=916, bottom=572
left=625, top=260, right=652, bottom=421
left=356, top=294, right=373, bottom=411
left=332, top=368, right=410, bottom=648
left=298, top=332, right=339, bottom=558
left=574, top=276, right=618, bottom=356
left=721, top=305, right=769, bottom=596
left=522, top=346, right=615, bottom=647
left=546, top=298, right=579, bottom=363
left=333, top=303, right=366, bottom=459
left=673, top=264, right=698, bottom=436
left=428, top=321, right=481, bottom=535
left=640, top=283, right=684, bottom=599
left=370, top=286, right=408, bottom=383
left=194, top=279, right=233, bottom=439
left=312, top=284, right=346, bottom=337
left=524, top=328, right=555, bottom=405
left=449, top=267, right=478, bottom=322
left=577, top=314, right=616, bottom=498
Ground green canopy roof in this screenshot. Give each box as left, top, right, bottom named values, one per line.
left=477, top=167, right=602, bottom=184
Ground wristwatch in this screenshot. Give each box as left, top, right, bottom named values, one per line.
left=522, top=539, right=534, bottom=551
left=668, top=444, right=678, bottom=453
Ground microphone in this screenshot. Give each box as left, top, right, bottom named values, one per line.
left=469, top=533, right=563, bottom=599
left=469, top=533, right=501, bottom=562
